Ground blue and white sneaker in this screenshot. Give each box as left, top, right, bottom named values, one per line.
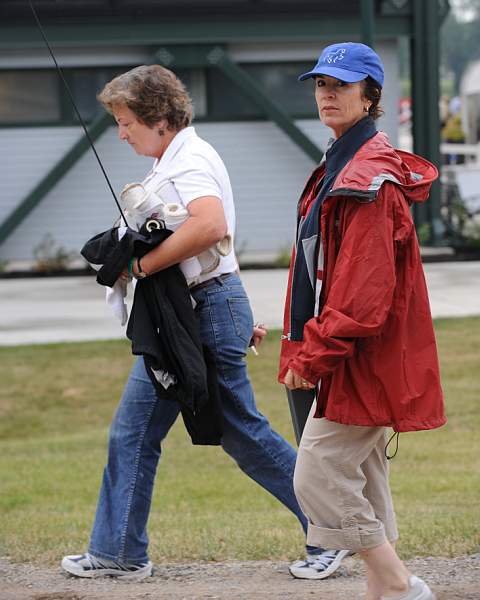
left=61, top=552, right=153, bottom=579
left=289, top=548, right=350, bottom=579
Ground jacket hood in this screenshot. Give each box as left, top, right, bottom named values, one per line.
left=330, top=132, right=439, bottom=204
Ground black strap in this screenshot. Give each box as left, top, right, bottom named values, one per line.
left=385, top=431, right=400, bottom=460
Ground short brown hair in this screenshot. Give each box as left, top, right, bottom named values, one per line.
left=363, top=76, right=383, bottom=120
left=97, top=64, right=193, bottom=130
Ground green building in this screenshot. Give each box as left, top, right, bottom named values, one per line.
left=0, top=0, right=448, bottom=267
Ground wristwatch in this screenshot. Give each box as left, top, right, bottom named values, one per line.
left=134, top=257, right=148, bottom=279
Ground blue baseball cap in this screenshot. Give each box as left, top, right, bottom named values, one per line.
left=298, top=42, right=384, bottom=88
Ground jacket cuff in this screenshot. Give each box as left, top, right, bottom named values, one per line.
left=289, top=357, right=319, bottom=385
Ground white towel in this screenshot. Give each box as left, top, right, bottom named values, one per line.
left=105, top=226, right=129, bottom=326
left=106, top=278, right=128, bottom=326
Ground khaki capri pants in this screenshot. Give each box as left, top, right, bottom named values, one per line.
left=294, top=405, right=399, bottom=553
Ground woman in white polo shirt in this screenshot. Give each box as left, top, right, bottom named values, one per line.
left=61, top=65, right=347, bottom=580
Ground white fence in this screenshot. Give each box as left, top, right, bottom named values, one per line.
left=441, top=142, right=480, bottom=166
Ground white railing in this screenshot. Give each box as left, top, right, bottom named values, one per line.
left=441, top=144, right=480, bottom=216
left=441, top=142, right=480, bottom=166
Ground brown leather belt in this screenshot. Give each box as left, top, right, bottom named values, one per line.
left=189, top=272, right=234, bottom=293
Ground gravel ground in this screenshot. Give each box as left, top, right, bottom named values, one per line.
left=1, top=555, right=479, bottom=600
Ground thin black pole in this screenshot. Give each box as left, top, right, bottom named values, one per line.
left=28, top=0, right=129, bottom=227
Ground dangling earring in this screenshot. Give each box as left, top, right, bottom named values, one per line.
left=363, top=105, right=370, bottom=113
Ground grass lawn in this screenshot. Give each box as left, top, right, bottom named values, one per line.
left=0, top=318, right=479, bottom=565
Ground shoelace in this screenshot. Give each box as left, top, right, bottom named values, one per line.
left=87, top=553, right=109, bottom=569
left=86, top=553, right=133, bottom=571
left=306, top=552, right=339, bottom=569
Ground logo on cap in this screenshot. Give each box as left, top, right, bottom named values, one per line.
left=326, top=48, right=346, bottom=64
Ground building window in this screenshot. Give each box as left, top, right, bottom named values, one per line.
left=68, top=69, right=120, bottom=123
left=208, top=68, right=260, bottom=119
left=0, top=70, right=61, bottom=124
left=207, top=62, right=318, bottom=120
left=0, top=62, right=315, bottom=126
left=176, top=69, right=207, bottom=118
left=67, top=67, right=207, bottom=123
left=245, top=62, right=317, bottom=117
left=0, top=66, right=207, bottom=126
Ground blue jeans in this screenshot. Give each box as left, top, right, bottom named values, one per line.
left=89, top=273, right=307, bottom=563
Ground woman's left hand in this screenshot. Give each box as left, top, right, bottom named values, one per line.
left=120, top=257, right=139, bottom=281
left=119, top=266, right=130, bottom=282
left=284, top=368, right=315, bottom=390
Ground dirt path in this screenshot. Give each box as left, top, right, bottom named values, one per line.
left=1, top=555, right=479, bottom=600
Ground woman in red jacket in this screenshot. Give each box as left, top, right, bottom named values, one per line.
left=279, top=42, right=446, bottom=600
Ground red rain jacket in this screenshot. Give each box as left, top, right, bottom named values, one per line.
left=279, top=132, right=446, bottom=433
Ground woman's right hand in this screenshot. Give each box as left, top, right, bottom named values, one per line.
left=252, top=323, right=267, bottom=348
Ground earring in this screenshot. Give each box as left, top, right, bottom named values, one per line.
left=158, top=128, right=165, bottom=136
left=363, top=105, right=370, bottom=113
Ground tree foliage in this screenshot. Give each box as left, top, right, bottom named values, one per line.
left=442, top=0, right=480, bottom=91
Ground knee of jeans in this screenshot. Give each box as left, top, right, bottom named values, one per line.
left=108, top=411, right=139, bottom=448
left=221, top=433, right=248, bottom=466
left=221, top=430, right=266, bottom=474
left=108, top=421, right=126, bottom=450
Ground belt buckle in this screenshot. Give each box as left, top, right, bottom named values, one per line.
left=189, top=272, right=233, bottom=293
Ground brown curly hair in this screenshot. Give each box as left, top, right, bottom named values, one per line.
left=97, top=65, right=193, bottom=130
left=362, top=76, right=384, bottom=120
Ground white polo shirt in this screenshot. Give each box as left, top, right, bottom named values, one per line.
left=141, top=126, right=238, bottom=281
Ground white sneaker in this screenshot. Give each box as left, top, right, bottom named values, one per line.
left=381, top=575, right=436, bottom=600
left=61, top=552, right=153, bottom=579
left=289, top=548, right=350, bottom=579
